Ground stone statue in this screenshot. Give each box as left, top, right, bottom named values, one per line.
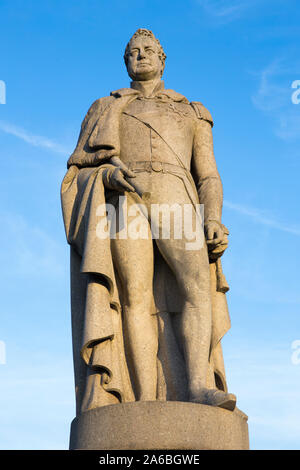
left=61, top=29, right=249, bottom=450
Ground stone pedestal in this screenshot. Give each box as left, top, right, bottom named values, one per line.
left=69, top=401, right=249, bottom=450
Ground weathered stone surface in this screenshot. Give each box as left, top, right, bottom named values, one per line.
left=61, top=28, right=249, bottom=449
left=70, top=402, right=249, bottom=450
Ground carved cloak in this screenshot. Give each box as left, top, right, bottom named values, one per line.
left=61, top=90, right=231, bottom=413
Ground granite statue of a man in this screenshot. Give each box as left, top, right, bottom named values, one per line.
left=61, top=30, right=247, bottom=448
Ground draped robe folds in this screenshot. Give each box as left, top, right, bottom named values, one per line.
left=61, top=90, right=231, bottom=413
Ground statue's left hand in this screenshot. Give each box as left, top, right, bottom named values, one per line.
left=205, top=220, right=224, bottom=248
left=205, top=221, right=229, bottom=261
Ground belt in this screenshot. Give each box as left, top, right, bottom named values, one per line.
left=126, top=160, right=188, bottom=176
left=126, top=160, right=199, bottom=208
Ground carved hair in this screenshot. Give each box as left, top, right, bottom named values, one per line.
left=124, top=28, right=166, bottom=73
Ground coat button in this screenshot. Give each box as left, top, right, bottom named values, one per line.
left=151, top=161, right=163, bottom=172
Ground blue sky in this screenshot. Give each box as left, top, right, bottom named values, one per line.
left=0, top=0, right=300, bottom=450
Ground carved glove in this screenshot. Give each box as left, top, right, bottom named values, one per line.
left=204, top=220, right=229, bottom=261
left=102, top=164, right=136, bottom=193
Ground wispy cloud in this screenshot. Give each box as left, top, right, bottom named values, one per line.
left=224, top=200, right=300, bottom=235
left=196, top=0, right=261, bottom=23
left=0, top=120, right=71, bottom=155
left=251, top=58, right=300, bottom=141
left=0, top=351, right=74, bottom=449
left=0, top=211, right=67, bottom=279
left=224, top=342, right=300, bottom=449
left=252, top=59, right=288, bottom=112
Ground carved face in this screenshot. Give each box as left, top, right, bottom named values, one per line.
left=126, top=36, right=163, bottom=81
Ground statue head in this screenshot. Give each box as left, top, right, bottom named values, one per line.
left=124, top=28, right=166, bottom=81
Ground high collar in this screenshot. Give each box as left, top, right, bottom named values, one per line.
left=111, top=81, right=189, bottom=103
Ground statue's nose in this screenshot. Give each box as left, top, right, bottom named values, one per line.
left=138, top=49, right=146, bottom=59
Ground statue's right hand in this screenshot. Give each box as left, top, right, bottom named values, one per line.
left=102, top=165, right=136, bottom=193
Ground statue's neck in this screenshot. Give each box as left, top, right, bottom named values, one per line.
left=130, top=78, right=164, bottom=98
